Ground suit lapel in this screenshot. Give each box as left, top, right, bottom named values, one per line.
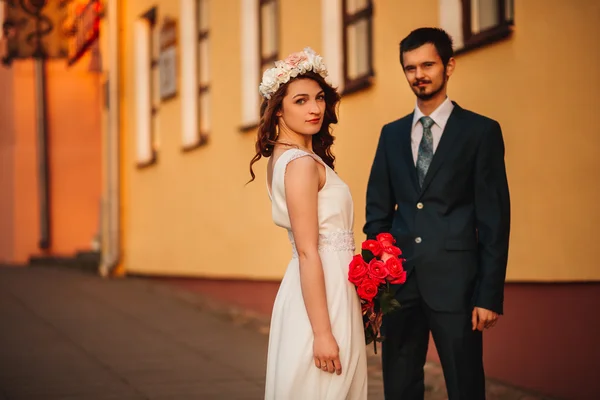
left=418, top=103, right=463, bottom=197
left=398, top=115, right=419, bottom=193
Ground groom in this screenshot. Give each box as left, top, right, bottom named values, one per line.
left=363, top=27, right=511, bottom=399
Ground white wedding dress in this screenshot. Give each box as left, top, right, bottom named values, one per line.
left=264, top=148, right=368, bottom=400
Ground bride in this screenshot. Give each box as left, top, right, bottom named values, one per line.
left=248, top=47, right=368, bottom=400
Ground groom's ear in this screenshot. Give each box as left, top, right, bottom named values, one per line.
left=445, top=57, right=456, bottom=79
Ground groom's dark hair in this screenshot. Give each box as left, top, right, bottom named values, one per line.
left=399, top=27, right=454, bottom=68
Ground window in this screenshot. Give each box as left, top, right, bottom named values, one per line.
left=239, top=0, right=277, bottom=131
left=321, top=0, right=344, bottom=91
left=460, top=0, right=514, bottom=52
left=135, top=7, right=158, bottom=167
left=0, top=3, right=6, bottom=63
left=180, top=0, right=209, bottom=150
left=197, top=0, right=210, bottom=144
left=0, top=2, right=4, bottom=39
left=342, top=0, right=374, bottom=95
left=441, top=0, right=514, bottom=54
left=259, top=0, right=278, bottom=76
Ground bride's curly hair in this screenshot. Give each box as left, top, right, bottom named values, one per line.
left=248, top=71, right=341, bottom=183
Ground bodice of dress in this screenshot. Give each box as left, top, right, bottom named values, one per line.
left=267, top=149, right=355, bottom=256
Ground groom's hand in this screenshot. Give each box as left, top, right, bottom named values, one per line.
left=471, top=307, right=499, bottom=331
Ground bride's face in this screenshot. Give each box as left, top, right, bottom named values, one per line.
left=277, top=78, right=325, bottom=136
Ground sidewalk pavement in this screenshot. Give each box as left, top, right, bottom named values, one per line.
left=0, top=266, right=554, bottom=399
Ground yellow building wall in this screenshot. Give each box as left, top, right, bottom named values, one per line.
left=122, top=0, right=283, bottom=279
left=121, top=0, right=600, bottom=281
left=445, top=0, right=600, bottom=281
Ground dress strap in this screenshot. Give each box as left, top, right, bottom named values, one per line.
left=283, top=148, right=323, bottom=167
left=270, top=148, right=326, bottom=201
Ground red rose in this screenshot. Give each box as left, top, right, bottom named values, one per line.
left=368, top=259, right=389, bottom=284
left=361, top=239, right=382, bottom=256
left=376, top=233, right=396, bottom=245
left=348, top=255, right=368, bottom=285
left=385, top=257, right=406, bottom=284
left=383, top=245, right=402, bottom=257
left=390, top=271, right=407, bottom=285
left=357, top=279, right=379, bottom=302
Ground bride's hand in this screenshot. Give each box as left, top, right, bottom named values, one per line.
left=313, top=333, right=342, bottom=375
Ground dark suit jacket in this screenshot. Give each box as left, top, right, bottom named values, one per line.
left=363, top=102, right=510, bottom=314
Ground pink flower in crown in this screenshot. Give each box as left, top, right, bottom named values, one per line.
left=259, top=47, right=329, bottom=99
left=284, top=52, right=308, bottom=68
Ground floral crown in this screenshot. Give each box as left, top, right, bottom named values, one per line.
left=259, top=47, right=329, bottom=99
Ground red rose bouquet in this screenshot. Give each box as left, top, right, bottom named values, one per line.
left=348, top=233, right=406, bottom=353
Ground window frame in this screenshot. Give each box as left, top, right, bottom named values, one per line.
left=137, top=6, right=158, bottom=168
left=456, top=0, right=514, bottom=55
left=186, top=0, right=210, bottom=150
left=258, top=0, right=279, bottom=80
left=341, top=0, right=374, bottom=96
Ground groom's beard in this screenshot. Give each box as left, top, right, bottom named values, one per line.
left=412, top=71, right=447, bottom=101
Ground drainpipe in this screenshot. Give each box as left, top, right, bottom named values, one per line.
left=99, top=0, right=120, bottom=277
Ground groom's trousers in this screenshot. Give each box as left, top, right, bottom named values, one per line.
left=380, top=269, right=485, bottom=400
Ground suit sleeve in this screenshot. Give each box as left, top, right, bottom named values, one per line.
left=473, top=120, right=511, bottom=314
left=363, top=126, right=396, bottom=242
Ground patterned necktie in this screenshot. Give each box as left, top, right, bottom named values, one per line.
left=416, top=116, right=435, bottom=188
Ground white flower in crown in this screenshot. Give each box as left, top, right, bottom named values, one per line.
left=259, top=47, right=329, bottom=99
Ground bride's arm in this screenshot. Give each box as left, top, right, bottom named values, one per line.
left=285, top=156, right=341, bottom=375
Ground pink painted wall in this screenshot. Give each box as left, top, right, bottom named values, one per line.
left=0, top=64, right=17, bottom=262
left=45, top=58, right=103, bottom=256
left=0, top=60, right=40, bottom=265
left=0, top=55, right=102, bottom=264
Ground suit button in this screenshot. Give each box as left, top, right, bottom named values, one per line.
left=416, top=202, right=424, bottom=209
left=415, top=237, right=422, bottom=244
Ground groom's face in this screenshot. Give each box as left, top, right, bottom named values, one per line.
left=402, top=43, right=454, bottom=101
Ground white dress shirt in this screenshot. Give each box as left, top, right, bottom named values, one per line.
left=411, top=97, right=455, bottom=165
